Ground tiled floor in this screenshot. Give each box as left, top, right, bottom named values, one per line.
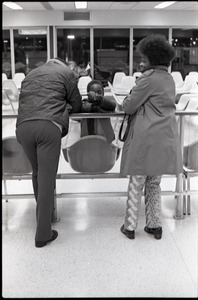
left=2, top=105, right=198, bottom=298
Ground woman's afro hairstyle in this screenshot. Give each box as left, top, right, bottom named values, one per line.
left=136, top=34, right=176, bottom=67
left=87, top=80, right=104, bottom=92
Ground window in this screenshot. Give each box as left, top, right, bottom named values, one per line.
left=94, top=28, right=130, bottom=86
left=2, top=30, right=11, bottom=78
left=13, top=28, right=47, bottom=75
left=172, top=29, right=198, bottom=78
left=133, top=28, right=169, bottom=72
left=57, top=28, right=90, bottom=78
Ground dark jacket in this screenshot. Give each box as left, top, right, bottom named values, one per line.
left=120, top=66, right=183, bottom=176
left=16, top=59, right=82, bottom=137
left=81, top=96, right=116, bottom=143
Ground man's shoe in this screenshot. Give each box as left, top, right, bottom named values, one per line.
left=35, top=230, right=58, bottom=248
left=120, top=224, right=135, bottom=239
left=144, top=226, right=162, bottom=240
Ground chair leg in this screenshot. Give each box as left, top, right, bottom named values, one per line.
left=3, top=179, right=9, bottom=202
left=51, top=187, right=60, bottom=222
left=187, top=175, right=191, bottom=215
left=183, top=174, right=187, bottom=215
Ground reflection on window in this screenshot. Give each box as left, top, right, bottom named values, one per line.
left=57, top=28, right=90, bottom=79
left=172, top=29, right=198, bottom=79
left=14, top=28, right=47, bottom=75
left=2, top=30, right=11, bottom=79
left=133, top=28, right=168, bottom=73
left=94, top=29, right=129, bottom=86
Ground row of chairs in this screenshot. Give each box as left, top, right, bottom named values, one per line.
left=2, top=72, right=25, bottom=90
left=3, top=132, right=198, bottom=216
left=2, top=79, right=20, bottom=114
left=171, top=71, right=198, bottom=95
left=176, top=94, right=198, bottom=111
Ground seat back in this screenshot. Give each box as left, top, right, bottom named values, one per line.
left=176, top=94, right=192, bottom=111
left=188, top=71, right=198, bottom=78
left=13, top=72, right=25, bottom=89
left=183, top=140, right=198, bottom=171
left=62, top=135, right=119, bottom=173
left=2, top=90, right=16, bottom=114
left=2, top=137, right=32, bottom=175
left=177, top=75, right=197, bottom=94
left=2, top=79, right=19, bottom=101
left=189, top=81, right=198, bottom=94
left=132, top=72, right=142, bottom=80
left=112, top=72, right=126, bottom=88
left=2, top=90, right=11, bottom=106
left=77, top=76, right=92, bottom=95
left=171, top=71, right=184, bottom=88
left=2, top=73, right=8, bottom=83
left=115, top=76, right=136, bottom=95
left=185, top=98, right=198, bottom=111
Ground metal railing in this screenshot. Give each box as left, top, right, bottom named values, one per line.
left=2, top=111, right=198, bottom=220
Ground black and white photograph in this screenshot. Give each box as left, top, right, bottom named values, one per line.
left=2, top=1, right=198, bottom=298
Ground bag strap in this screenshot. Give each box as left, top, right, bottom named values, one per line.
left=118, top=114, right=130, bottom=142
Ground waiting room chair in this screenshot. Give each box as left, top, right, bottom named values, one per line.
left=176, top=74, right=198, bottom=95
left=2, top=80, right=19, bottom=113
left=2, top=73, right=7, bottom=83
left=175, top=94, right=197, bottom=111
left=3, top=79, right=19, bottom=101
left=189, top=81, right=198, bottom=94
left=108, top=72, right=126, bottom=89
left=2, top=90, right=16, bottom=114
left=111, top=76, right=136, bottom=95
left=188, top=72, right=198, bottom=80
left=2, top=136, right=32, bottom=201
left=171, top=71, right=184, bottom=89
left=62, top=135, right=120, bottom=173
left=13, top=72, right=25, bottom=90
left=182, top=140, right=198, bottom=215
left=132, top=72, right=142, bottom=80
left=77, top=76, right=92, bottom=96
left=185, top=98, right=198, bottom=111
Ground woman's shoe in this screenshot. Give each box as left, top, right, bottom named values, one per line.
left=35, top=230, right=58, bottom=248
left=144, top=226, right=162, bottom=239
left=120, top=224, right=135, bottom=239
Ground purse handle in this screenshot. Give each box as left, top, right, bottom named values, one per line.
left=118, top=114, right=130, bottom=142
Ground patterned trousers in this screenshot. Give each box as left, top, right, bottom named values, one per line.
left=124, top=175, right=162, bottom=231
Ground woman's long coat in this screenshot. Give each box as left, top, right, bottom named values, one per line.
left=120, top=66, right=183, bottom=176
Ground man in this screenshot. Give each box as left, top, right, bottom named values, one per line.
left=16, top=58, right=82, bottom=247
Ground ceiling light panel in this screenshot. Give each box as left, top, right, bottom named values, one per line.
left=162, top=1, right=198, bottom=10
left=3, top=2, right=23, bottom=9
left=75, top=2, right=87, bottom=9
left=155, top=2, right=176, bottom=9
left=10, top=2, right=46, bottom=10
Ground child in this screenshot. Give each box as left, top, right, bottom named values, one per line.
left=81, top=80, right=116, bottom=143
left=120, top=34, right=183, bottom=240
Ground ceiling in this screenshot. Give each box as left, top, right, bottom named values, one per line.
left=2, top=1, right=197, bottom=12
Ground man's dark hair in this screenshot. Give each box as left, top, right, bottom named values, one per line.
left=136, top=34, right=176, bottom=67
left=87, top=80, right=104, bottom=92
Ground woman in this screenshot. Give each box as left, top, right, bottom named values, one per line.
left=120, top=34, right=183, bottom=240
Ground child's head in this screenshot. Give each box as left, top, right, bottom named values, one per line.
left=87, top=80, right=104, bottom=94
left=137, top=34, right=176, bottom=68
left=87, top=80, right=104, bottom=105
